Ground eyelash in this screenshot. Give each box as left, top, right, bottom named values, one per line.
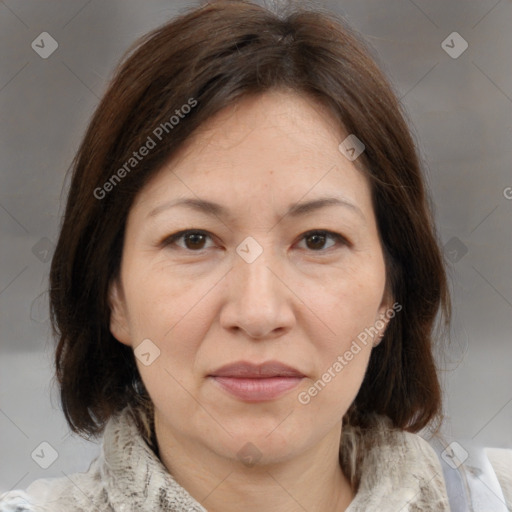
left=161, top=229, right=349, bottom=254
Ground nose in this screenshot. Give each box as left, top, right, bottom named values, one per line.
left=219, top=245, right=295, bottom=340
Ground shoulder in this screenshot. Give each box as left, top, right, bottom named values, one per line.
left=347, top=413, right=445, bottom=469
left=485, top=447, right=512, bottom=510
left=426, top=434, right=512, bottom=511
left=343, top=415, right=450, bottom=511
left=0, top=457, right=107, bottom=512
left=0, top=403, right=203, bottom=512
left=0, top=405, right=146, bottom=512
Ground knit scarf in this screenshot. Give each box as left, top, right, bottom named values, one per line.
left=0, top=403, right=450, bottom=511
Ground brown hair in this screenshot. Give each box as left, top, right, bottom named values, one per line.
left=49, top=0, right=451, bottom=439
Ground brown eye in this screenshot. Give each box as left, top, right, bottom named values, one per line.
left=305, top=232, right=328, bottom=250
left=184, top=233, right=206, bottom=249
left=163, top=230, right=213, bottom=251
left=298, top=230, right=346, bottom=251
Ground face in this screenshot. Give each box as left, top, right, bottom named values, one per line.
left=109, top=90, right=392, bottom=467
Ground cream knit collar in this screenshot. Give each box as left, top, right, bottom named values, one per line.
left=101, top=405, right=450, bottom=511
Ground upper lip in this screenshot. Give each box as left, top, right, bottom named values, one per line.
left=209, top=361, right=305, bottom=378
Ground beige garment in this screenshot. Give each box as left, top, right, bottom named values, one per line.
left=487, top=447, right=512, bottom=510
left=0, top=403, right=483, bottom=511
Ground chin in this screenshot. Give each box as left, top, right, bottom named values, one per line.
left=210, top=420, right=306, bottom=463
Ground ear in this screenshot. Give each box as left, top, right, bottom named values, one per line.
left=377, top=285, right=393, bottom=320
left=108, top=277, right=132, bottom=347
left=374, top=285, right=395, bottom=346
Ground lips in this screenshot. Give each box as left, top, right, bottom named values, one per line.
left=209, top=361, right=305, bottom=378
left=208, top=361, right=305, bottom=402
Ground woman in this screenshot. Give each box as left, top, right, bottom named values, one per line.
left=1, top=1, right=510, bottom=511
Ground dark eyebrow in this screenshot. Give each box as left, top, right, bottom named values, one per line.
left=147, top=196, right=365, bottom=221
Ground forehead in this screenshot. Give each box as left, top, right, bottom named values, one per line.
left=132, top=90, right=372, bottom=221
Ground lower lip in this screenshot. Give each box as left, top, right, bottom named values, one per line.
left=210, top=376, right=303, bottom=402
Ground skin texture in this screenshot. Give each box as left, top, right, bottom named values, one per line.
left=109, top=90, right=392, bottom=512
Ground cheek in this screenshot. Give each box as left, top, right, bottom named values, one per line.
left=303, top=264, right=387, bottom=347
left=120, top=278, right=213, bottom=406
left=122, top=261, right=211, bottom=338
left=296, top=260, right=385, bottom=407
left=297, top=338, right=373, bottom=420
left=130, top=290, right=209, bottom=410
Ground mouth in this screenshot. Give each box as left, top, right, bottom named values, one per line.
left=208, top=361, right=305, bottom=402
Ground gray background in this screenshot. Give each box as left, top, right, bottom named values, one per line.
left=1, top=0, right=511, bottom=493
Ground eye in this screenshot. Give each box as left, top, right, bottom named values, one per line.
left=162, top=229, right=214, bottom=251
left=296, top=230, right=348, bottom=252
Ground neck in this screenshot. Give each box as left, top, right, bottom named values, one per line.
left=154, top=414, right=354, bottom=512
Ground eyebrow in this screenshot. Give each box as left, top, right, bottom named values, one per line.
left=147, top=196, right=365, bottom=221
